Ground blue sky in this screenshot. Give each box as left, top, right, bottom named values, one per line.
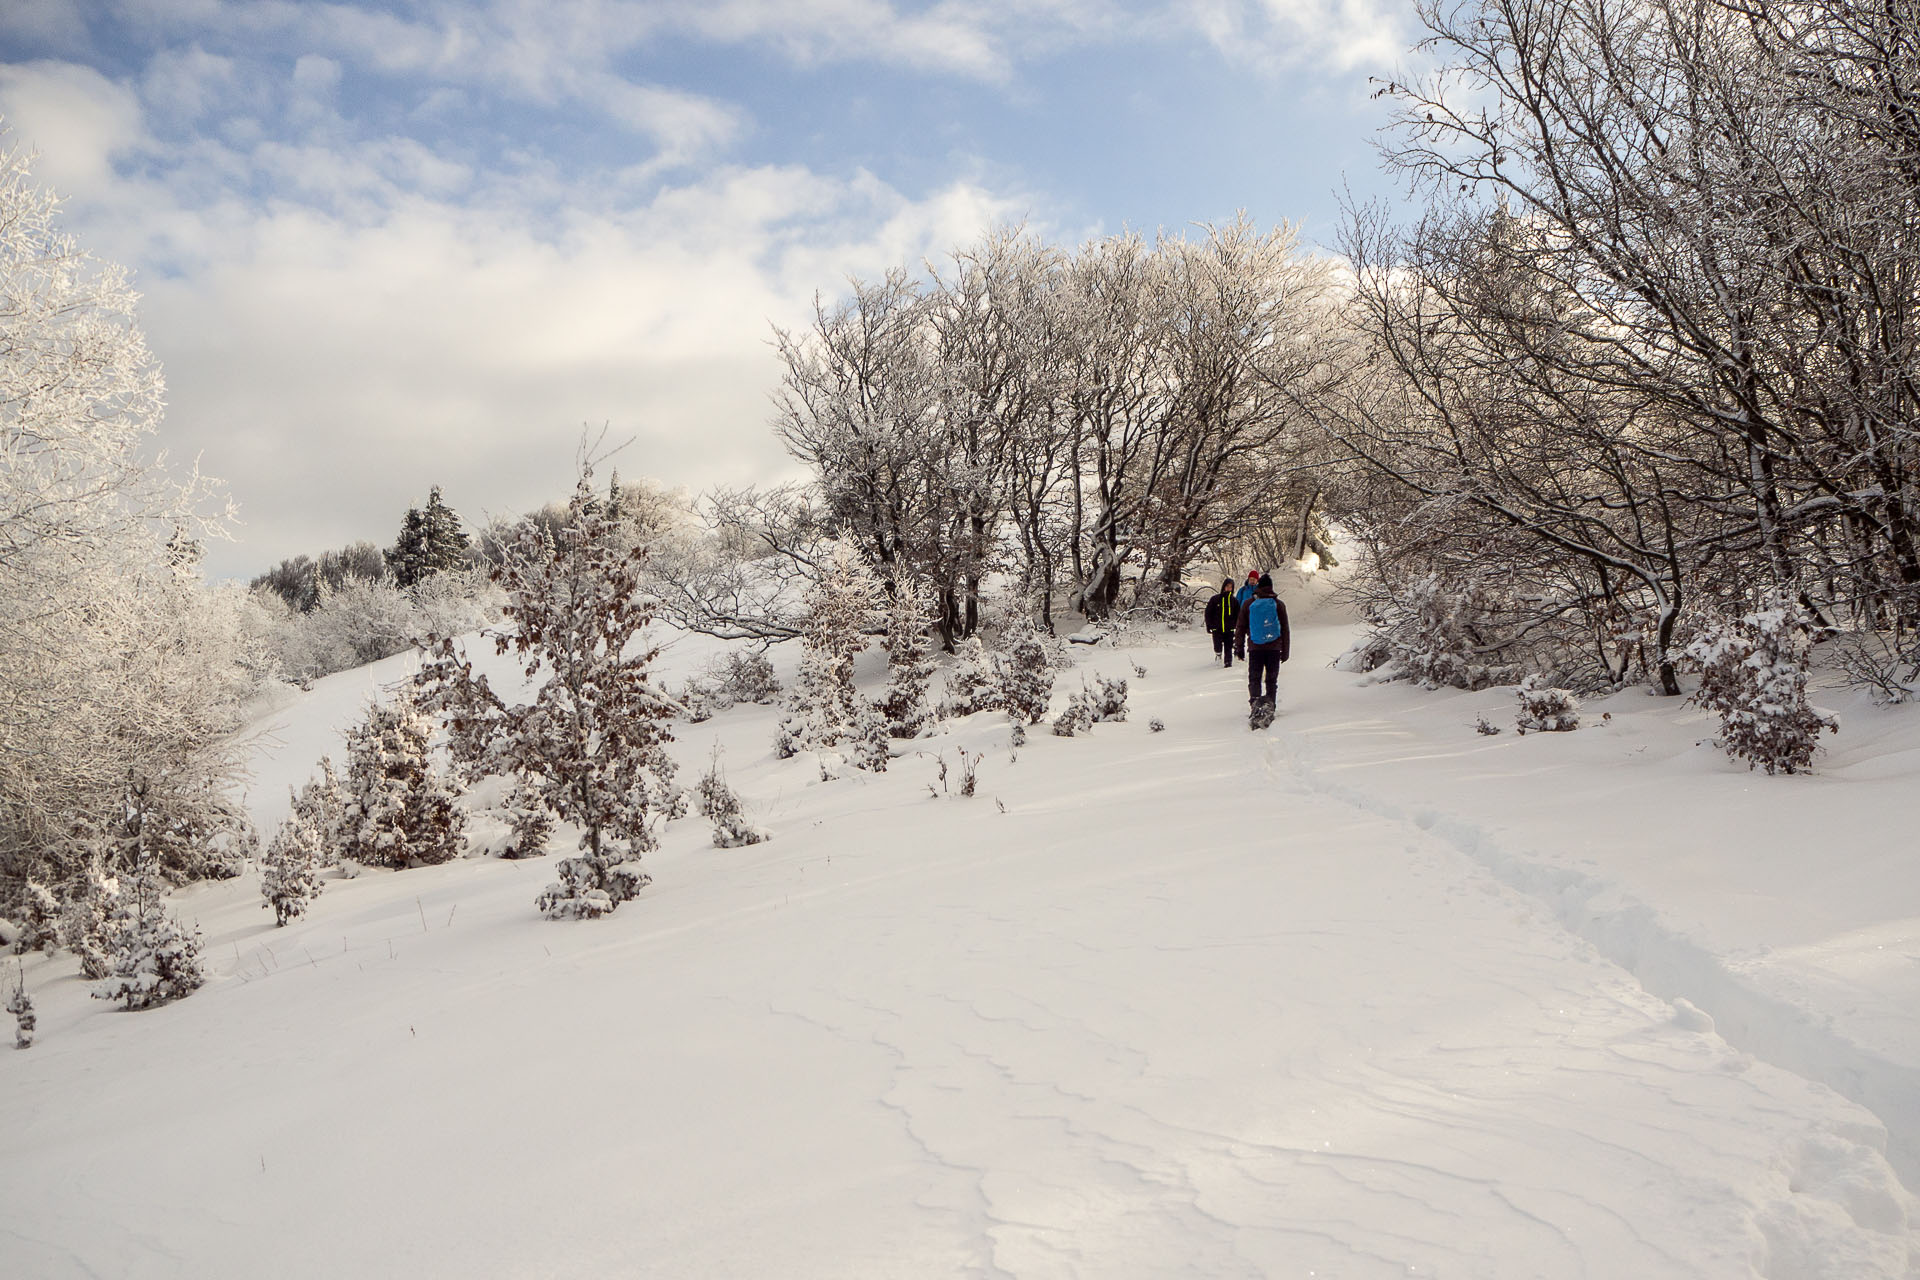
left=0, top=1, right=1417, bottom=578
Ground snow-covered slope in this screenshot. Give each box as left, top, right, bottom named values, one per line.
left=4, top=598, right=1918, bottom=1279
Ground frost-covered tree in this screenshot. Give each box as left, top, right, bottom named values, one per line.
left=386, top=486, right=471, bottom=588
left=938, top=636, right=1003, bottom=718
left=340, top=688, right=466, bottom=869
left=7, top=971, right=31, bottom=1048
left=774, top=540, right=889, bottom=771
left=696, top=747, right=767, bottom=848
left=91, top=832, right=203, bottom=1011
left=419, top=471, right=680, bottom=920
left=1, top=130, right=244, bottom=904
left=994, top=627, right=1055, bottom=725
left=261, top=786, right=328, bottom=926
left=1685, top=601, right=1838, bottom=775
left=880, top=579, right=937, bottom=738
left=11, top=881, right=58, bottom=955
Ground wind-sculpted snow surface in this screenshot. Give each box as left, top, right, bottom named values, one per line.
left=2, top=608, right=1917, bottom=1278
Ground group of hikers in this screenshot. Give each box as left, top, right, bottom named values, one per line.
left=1203, top=570, right=1290, bottom=728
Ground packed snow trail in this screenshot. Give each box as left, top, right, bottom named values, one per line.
left=1, top=627, right=1915, bottom=1278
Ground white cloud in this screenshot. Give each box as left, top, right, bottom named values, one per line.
left=6, top=88, right=1032, bottom=576
left=141, top=45, right=239, bottom=123
left=1184, top=0, right=1409, bottom=74
left=0, top=62, right=147, bottom=201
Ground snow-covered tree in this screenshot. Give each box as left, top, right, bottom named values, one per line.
left=91, top=837, right=203, bottom=1011
left=261, top=786, right=328, bottom=926
left=11, top=881, right=58, bottom=955
left=7, top=971, right=31, bottom=1048
left=56, top=864, right=114, bottom=980
left=386, top=486, right=471, bottom=588
left=419, top=471, right=680, bottom=920
left=994, top=627, right=1055, bottom=725
left=695, top=747, right=767, bottom=848
left=880, top=579, right=937, bottom=738
left=774, top=540, right=889, bottom=771
left=938, top=636, right=1002, bottom=719
left=1685, top=601, right=1838, bottom=775
left=1, top=130, right=245, bottom=903
left=340, top=688, right=466, bottom=870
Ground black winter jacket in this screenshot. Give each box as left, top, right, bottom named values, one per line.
left=1234, top=588, right=1291, bottom=660
left=1203, top=590, right=1237, bottom=635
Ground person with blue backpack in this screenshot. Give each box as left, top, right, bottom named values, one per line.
left=1234, top=572, right=1290, bottom=728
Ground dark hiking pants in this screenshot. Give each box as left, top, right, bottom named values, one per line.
left=1247, top=649, right=1279, bottom=702
left=1212, top=631, right=1233, bottom=666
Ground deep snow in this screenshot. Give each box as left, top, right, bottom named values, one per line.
left=3, top=587, right=1918, bottom=1279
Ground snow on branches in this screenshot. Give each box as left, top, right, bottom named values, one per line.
left=1514, top=676, right=1580, bottom=734
left=419, top=472, right=681, bottom=920
left=774, top=539, right=889, bottom=772
left=340, top=687, right=466, bottom=870
left=1685, top=600, right=1838, bottom=775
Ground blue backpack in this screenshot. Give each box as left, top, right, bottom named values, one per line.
left=1247, top=596, right=1282, bottom=646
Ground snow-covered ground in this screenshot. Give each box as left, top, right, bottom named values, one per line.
left=4, top=588, right=1919, bottom=1279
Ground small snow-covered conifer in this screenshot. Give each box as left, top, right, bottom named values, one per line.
left=1514, top=675, right=1579, bottom=733
left=1089, top=676, right=1129, bottom=722
left=7, top=973, right=33, bottom=1048
left=938, top=636, right=1003, bottom=718
left=13, top=882, right=59, bottom=955
left=340, top=687, right=466, bottom=869
left=93, top=839, right=203, bottom=1010
left=58, top=864, right=116, bottom=980
left=1685, top=600, right=1838, bottom=774
left=881, top=580, right=938, bottom=738
left=419, top=469, right=679, bottom=920
left=775, top=540, right=889, bottom=771
left=995, top=628, right=1055, bottom=725
left=261, top=787, right=327, bottom=926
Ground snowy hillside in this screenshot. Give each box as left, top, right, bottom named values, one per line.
left=4, top=594, right=1919, bottom=1279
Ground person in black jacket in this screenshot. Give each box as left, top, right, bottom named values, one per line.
left=1234, top=572, right=1290, bottom=714
left=1203, top=578, right=1238, bottom=667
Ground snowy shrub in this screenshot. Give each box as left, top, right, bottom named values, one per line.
left=261, top=789, right=327, bottom=927
left=774, top=540, right=890, bottom=772
left=712, top=813, right=769, bottom=848
left=938, top=637, right=1003, bottom=718
left=340, top=687, right=467, bottom=869
left=287, top=759, right=348, bottom=866
left=12, top=882, right=58, bottom=956
left=715, top=649, right=781, bottom=706
left=419, top=471, right=679, bottom=921
left=696, top=747, right=740, bottom=824
left=1088, top=677, right=1129, bottom=723
left=1149, top=717, right=1165, bottom=733
left=1474, top=714, right=1501, bottom=736
left=92, top=857, right=203, bottom=1010
left=881, top=581, right=938, bottom=738
left=498, top=782, right=555, bottom=860
left=1514, top=675, right=1580, bottom=733
left=995, top=629, right=1056, bottom=725
left=7, top=977, right=32, bottom=1049
left=1052, top=696, right=1094, bottom=737
left=1351, top=572, right=1521, bottom=690
left=1685, top=601, right=1839, bottom=775
left=57, top=869, right=114, bottom=981
left=1008, top=717, right=1027, bottom=748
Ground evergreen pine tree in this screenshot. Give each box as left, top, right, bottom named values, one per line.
left=774, top=540, right=889, bottom=771
left=881, top=580, right=937, bottom=738
left=994, top=627, right=1055, bottom=725
left=12, top=881, right=59, bottom=955
left=341, top=687, right=467, bottom=869
left=261, top=785, right=327, bottom=926
left=418, top=470, right=680, bottom=920
left=386, top=486, right=471, bottom=588
left=91, top=814, right=204, bottom=1011
left=938, top=636, right=1004, bottom=718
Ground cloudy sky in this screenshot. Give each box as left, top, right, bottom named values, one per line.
left=0, top=0, right=1417, bottom=580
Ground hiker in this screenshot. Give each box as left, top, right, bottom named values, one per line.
left=1234, top=569, right=1260, bottom=613
left=1234, top=572, right=1290, bottom=725
left=1203, top=578, right=1238, bottom=667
